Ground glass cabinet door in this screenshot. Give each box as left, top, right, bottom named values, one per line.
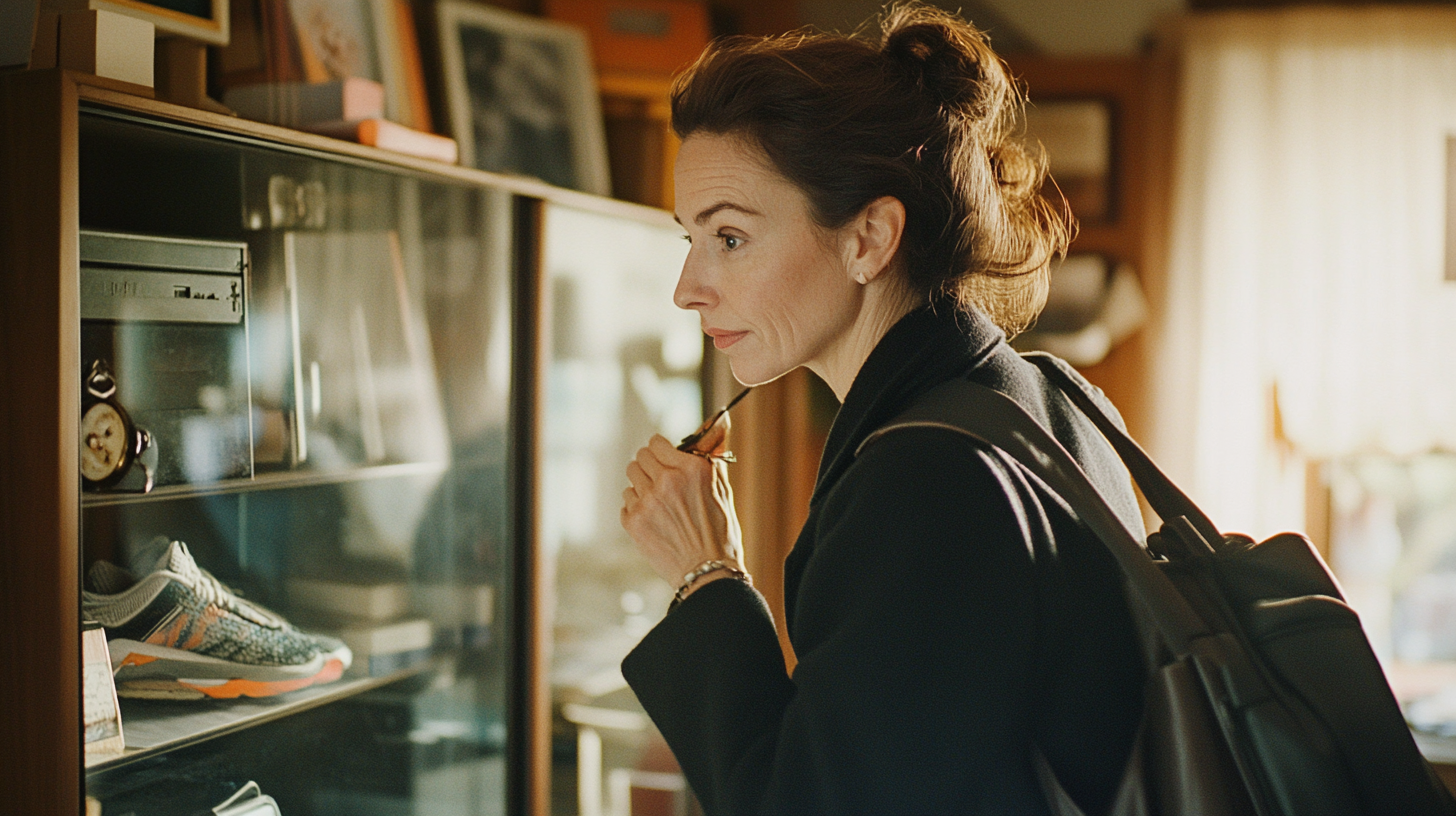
left=539, top=203, right=699, bottom=816
left=78, top=108, right=517, bottom=816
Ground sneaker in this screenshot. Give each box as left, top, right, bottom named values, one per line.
left=83, top=539, right=352, bottom=700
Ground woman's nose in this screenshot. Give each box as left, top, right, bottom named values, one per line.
left=673, top=253, right=712, bottom=311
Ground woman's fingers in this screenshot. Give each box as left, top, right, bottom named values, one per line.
left=627, top=437, right=705, bottom=509
left=624, top=436, right=704, bottom=518
left=621, top=432, right=740, bottom=587
left=625, top=459, right=651, bottom=493
left=640, top=434, right=712, bottom=491
left=635, top=434, right=685, bottom=478
left=647, top=432, right=686, bottom=460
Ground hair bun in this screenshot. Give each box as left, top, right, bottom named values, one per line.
left=881, top=4, right=1007, bottom=121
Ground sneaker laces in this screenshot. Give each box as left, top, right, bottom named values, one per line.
left=164, top=541, right=287, bottom=630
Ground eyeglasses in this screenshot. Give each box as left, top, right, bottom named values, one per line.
left=677, top=387, right=752, bottom=461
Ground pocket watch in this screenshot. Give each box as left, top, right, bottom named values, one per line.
left=81, top=359, right=153, bottom=492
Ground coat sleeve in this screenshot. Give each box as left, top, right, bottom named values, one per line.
left=622, top=429, right=1054, bottom=815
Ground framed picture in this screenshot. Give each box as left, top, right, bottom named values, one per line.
left=42, top=0, right=230, bottom=46
left=435, top=0, right=610, bottom=196
left=286, top=0, right=389, bottom=84
left=287, top=0, right=412, bottom=119
left=214, top=0, right=307, bottom=86
left=1021, top=98, right=1114, bottom=225
left=217, top=0, right=430, bottom=130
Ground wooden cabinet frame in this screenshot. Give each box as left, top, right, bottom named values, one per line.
left=0, top=69, right=686, bottom=816
left=0, top=67, right=84, bottom=816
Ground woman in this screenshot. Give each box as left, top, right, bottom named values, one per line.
left=619, top=5, right=1145, bottom=813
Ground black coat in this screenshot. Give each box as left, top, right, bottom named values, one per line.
left=623, top=305, right=1146, bottom=815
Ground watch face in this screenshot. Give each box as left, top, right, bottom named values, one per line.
left=81, top=402, right=129, bottom=483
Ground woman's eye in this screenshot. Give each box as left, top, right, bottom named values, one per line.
left=719, top=234, right=742, bottom=251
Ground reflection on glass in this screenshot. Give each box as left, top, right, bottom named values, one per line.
left=541, top=203, right=697, bottom=814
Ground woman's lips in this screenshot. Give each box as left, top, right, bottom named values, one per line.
left=706, top=329, right=748, bottom=350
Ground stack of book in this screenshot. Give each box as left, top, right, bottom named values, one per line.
left=223, top=78, right=457, bottom=164
left=413, top=582, right=494, bottom=651
left=287, top=575, right=497, bottom=675
left=287, top=575, right=433, bottom=677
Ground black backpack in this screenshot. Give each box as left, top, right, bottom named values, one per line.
left=864, top=353, right=1456, bottom=816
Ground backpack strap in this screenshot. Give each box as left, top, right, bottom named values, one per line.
left=856, top=377, right=1208, bottom=656
left=1021, top=352, right=1224, bottom=552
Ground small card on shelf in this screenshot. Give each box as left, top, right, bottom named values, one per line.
left=82, top=621, right=124, bottom=756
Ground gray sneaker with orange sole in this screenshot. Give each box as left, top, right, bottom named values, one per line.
left=83, top=539, right=352, bottom=699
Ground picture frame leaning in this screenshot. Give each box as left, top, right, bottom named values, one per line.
left=285, top=0, right=401, bottom=121
left=218, top=0, right=432, bottom=131
left=435, top=0, right=610, bottom=196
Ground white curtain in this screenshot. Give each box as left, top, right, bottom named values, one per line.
left=1150, top=8, right=1456, bottom=539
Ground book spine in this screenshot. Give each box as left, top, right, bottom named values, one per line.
left=301, top=119, right=458, bottom=164
left=364, top=120, right=459, bottom=164
left=366, top=648, right=432, bottom=677
left=224, top=79, right=386, bottom=129
left=260, top=0, right=305, bottom=84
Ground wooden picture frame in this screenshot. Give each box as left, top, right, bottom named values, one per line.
left=1021, top=98, right=1115, bottom=225
left=214, top=0, right=306, bottom=87
left=435, top=0, right=610, bottom=195
left=286, top=0, right=396, bottom=106
left=217, top=0, right=430, bottom=130
left=43, top=0, right=230, bottom=46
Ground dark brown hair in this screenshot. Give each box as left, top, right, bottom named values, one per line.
left=669, top=2, right=1070, bottom=336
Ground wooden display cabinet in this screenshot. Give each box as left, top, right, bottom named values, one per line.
left=0, top=68, right=690, bottom=816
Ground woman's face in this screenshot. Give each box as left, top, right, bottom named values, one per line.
left=672, top=133, right=863, bottom=387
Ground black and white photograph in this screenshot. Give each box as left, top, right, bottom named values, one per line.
left=435, top=0, right=609, bottom=195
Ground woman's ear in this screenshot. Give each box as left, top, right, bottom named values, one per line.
left=844, top=196, right=906, bottom=285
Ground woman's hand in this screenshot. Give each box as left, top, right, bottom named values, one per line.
left=621, top=417, right=743, bottom=591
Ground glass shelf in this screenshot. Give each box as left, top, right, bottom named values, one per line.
left=81, top=460, right=450, bottom=508
left=85, top=662, right=434, bottom=772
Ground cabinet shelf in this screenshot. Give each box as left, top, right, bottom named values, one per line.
left=81, top=460, right=449, bottom=508
left=85, top=661, right=436, bottom=773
